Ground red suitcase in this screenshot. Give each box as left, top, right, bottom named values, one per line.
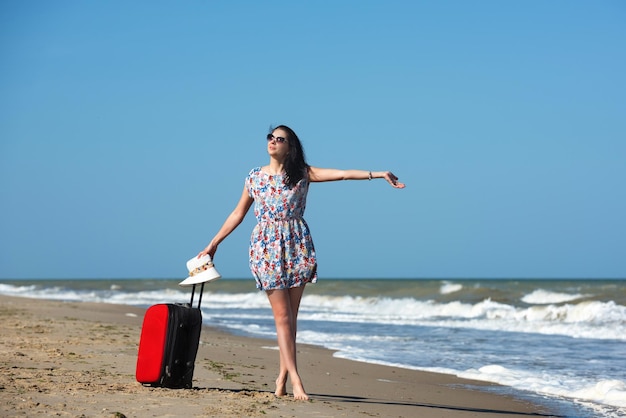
left=136, top=283, right=205, bottom=388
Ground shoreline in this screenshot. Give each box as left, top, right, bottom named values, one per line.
left=0, top=295, right=560, bottom=417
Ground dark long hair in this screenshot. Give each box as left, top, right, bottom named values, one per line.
left=270, top=125, right=308, bottom=188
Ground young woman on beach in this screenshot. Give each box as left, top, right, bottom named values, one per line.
left=197, top=125, right=405, bottom=400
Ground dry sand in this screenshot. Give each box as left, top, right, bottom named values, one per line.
left=0, top=295, right=559, bottom=417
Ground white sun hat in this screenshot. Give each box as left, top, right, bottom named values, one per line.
left=179, top=254, right=221, bottom=287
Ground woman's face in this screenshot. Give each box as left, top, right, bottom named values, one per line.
left=267, top=128, right=290, bottom=159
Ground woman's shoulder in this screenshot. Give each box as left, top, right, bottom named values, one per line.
left=247, top=167, right=262, bottom=176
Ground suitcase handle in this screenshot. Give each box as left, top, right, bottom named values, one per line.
left=189, top=283, right=205, bottom=309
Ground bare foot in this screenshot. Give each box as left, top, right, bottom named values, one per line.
left=292, top=381, right=309, bottom=401
left=275, top=376, right=288, bottom=397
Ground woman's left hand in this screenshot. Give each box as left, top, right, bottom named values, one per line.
left=384, top=171, right=405, bottom=188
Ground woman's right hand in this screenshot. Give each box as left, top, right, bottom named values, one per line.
left=197, top=242, right=217, bottom=259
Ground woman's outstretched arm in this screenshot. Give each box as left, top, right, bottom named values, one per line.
left=308, top=167, right=405, bottom=188
left=197, top=186, right=254, bottom=259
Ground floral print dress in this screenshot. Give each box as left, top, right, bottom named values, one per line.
left=245, top=167, right=318, bottom=290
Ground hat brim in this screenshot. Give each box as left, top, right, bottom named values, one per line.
left=179, top=268, right=221, bottom=287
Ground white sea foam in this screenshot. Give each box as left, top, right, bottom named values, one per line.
left=522, top=289, right=587, bottom=304
left=440, top=282, right=463, bottom=294
left=2, top=283, right=623, bottom=341
left=298, top=295, right=626, bottom=341
left=456, top=365, right=626, bottom=416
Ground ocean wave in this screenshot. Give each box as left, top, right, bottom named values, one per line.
left=298, top=295, right=626, bottom=341
left=521, top=289, right=588, bottom=304
left=440, top=282, right=463, bottom=295
left=1, top=283, right=624, bottom=341
left=457, top=365, right=626, bottom=415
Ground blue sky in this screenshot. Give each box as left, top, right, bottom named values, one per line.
left=1, top=1, right=625, bottom=280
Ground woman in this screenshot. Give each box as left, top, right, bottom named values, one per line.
left=197, top=125, right=405, bottom=401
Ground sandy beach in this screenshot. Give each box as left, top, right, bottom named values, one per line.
left=0, top=294, right=558, bottom=417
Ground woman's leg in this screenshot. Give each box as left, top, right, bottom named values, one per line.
left=274, top=285, right=305, bottom=396
left=266, top=285, right=308, bottom=400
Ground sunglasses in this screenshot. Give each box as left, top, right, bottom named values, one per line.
left=266, top=134, right=287, bottom=143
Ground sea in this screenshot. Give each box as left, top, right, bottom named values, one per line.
left=1, top=278, right=624, bottom=418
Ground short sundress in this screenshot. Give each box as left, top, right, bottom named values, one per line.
left=245, top=167, right=318, bottom=291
